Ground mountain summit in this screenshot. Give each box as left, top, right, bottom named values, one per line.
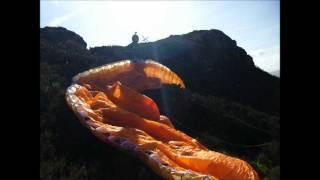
left=41, top=27, right=279, bottom=115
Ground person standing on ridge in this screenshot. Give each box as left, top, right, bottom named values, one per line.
left=132, top=32, right=139, bottom=44
left=128, top=32, right=139, bottom=60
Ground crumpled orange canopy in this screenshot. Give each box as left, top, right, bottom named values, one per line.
left=66, top=60, right=260, bottom=180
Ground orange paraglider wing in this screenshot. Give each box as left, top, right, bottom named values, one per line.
left=72, top=60, right=185, bottom=91
left=105, top=81, right=161, bottom=121
left=66, top=60, right=260, bottom=180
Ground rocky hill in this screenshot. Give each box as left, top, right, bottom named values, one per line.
left=40, top=27, right=280, bottom=180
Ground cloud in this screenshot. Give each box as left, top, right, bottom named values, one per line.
left=258, top=51, right=265, bottom=56
left=248, top=45, right=280, bottom=72
left=48, top=16, right=70, bottom=27
left=53, top=0, right=60, bottom=7
left=249, top=49, right=265, bottom=57
left=233, top=22, right=280, bottom=34
left=48, top=8, right=83, bottom=27
left=249, top=45, right=279, bottom=57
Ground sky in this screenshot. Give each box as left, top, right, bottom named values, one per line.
left=40, top=0, right=280, bottom=73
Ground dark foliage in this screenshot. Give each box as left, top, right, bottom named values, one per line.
left=40, top=27, right=280, bottom=179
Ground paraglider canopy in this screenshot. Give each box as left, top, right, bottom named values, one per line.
left=66, top=59, right=260, bottom=180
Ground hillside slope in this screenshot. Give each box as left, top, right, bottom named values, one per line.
left=40, top=27, right=280, bottom=179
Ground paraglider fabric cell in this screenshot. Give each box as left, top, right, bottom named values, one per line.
left=65, top=60, right=260, bottom=180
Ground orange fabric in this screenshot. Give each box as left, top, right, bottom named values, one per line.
left=66, top=60, right=259, bottom=180
left=105, top=81, right=160, bottom=121
left=72, top=60, right=185, bottom=91
left=68, top=83, right=259, bottom=180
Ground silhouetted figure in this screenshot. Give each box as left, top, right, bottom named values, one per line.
left=132, top=32, right=139, bottom=44
left=128, top=32, right=140, bottom=60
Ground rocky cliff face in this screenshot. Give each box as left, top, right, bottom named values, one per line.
left=40, top=27, right=87, bottom=49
